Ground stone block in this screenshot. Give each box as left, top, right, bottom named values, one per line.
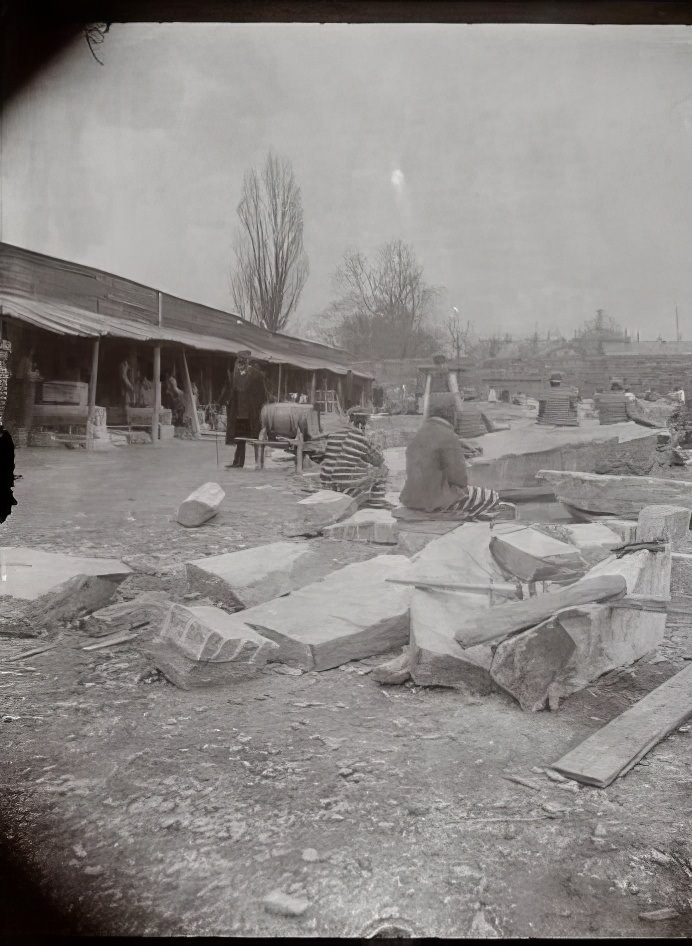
left=83, top=592, right=171, bottom=637
left=323, top=509, right=399, bottom=545
left=176, top=482, right=225, bottom=528
left=243, top=555, right=412, bottom=670
left=409, top=589, right=496, bottom=693
left=560, top=522, right=623, bottom=565
left=637, top=504, right=692, bottom=550
left=490, top=523, right=585, bottom=582
left=145, top=603, right=279, bottom=689
left=186, top=542, right=327, bottom=610
left=490, top=547, right=671, bottom=711
left=600, top=519, right=638, bottom=544
left=282, top=489, right=357, bottom=537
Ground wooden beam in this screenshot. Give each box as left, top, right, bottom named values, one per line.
left=310, top=371, right=317, bottom=404
left=277, top=363, right=282, bottom=402
left=151, top=344, right=161, bottom=447
left=387, top=577, right=518, bottom=598
left=422, top=371, right=432, bottom=419
left=552, top=663, right=692, bottom=787
left=88, top=337, right=100, bottom=412
left=454, top=574, right=628, bottom=649
left=180, top=348, right=201, bottom=438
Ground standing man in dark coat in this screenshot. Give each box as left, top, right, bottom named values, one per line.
left=0, top=426, right=17, bottom=524
left=221, top=351, right=268, bottom=468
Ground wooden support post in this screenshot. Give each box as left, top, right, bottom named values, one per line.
left=277, top=363, right=283, bottom=402
left=181, top=348, right=201, bottom=438
left=422, top=371, right=432, bottom=419
left=310, top=371, right=317, bottom=405
left=152, top=344, right=161, bottom=447
left=295, top=428, right=304, bottom=473
left=87, top=336, right=100, bottom=451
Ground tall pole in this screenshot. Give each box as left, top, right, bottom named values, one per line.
left=88, top=337, right=100, bottom=412
left=181, top=348, right=201, bottom=438
left=152, top=344, right=161, bottom=447
left=277, top=363, right=282, bottom=402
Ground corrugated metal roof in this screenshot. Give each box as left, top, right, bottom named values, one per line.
left=0, top=293, right=371, bottom=378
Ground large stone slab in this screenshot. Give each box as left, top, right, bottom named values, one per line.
left=145, top=603, right=279, bottom=689
left=176, top=482, right=225, bottom=528
left=490, top=543, right=671, bottom=711
left=409, top=589, right=495, bottom=693
left=242, top=555, right=412, bottom=670
left=0, top=547, right=131, bottom=636
left=489, top=523, right=585, bottom=582
left=186, top=543, right=327, bottom=610
left=323, top=509, right=399, bottom=545
left=282, top=490, right=357, bottom=537
left=537, top=469, right=692, bottom=518
left=400, top=521, right=518, bottom=590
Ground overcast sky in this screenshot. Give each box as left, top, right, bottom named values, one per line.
left=2, top=23, right=692, bottom=340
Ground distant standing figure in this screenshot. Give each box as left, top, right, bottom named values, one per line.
left=487, top=387, right=497, bottom=403
left=221, top=351, right=268, bottom=468
left=119, top=358, right=135, bottom=408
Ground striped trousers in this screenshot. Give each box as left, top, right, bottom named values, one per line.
left=438, top=485, right=501, bottom=521
left=321, top=466, right=389, bottom=509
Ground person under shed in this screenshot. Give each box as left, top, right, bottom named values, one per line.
left=395, top=403, right=513, bottom=522
left=318, top=408, right=389, bottom=508
left=220, top=351, right=268, bottom=469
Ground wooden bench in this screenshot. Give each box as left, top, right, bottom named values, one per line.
left=235, top=430, right=326, bottom=472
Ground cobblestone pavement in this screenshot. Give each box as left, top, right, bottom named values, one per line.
left=1, top=441, right=691, bottom=937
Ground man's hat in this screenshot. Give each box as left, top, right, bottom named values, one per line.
left=236, top=350, right=252, bottom=359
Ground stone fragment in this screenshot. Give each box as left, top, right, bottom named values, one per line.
left=243, top=556, right=411, bottom=670
left=600, top=519, right=638, bottom=544
left=637, top=504, right=692, bottom=550
left=282, top=489, right=357, bottom=537
left=186, top=543, right=326, bottom=610
left=409, top=590, right=496, bottom=693
left=145, top=603, right=279, bottom=689
left=263, top=891, right=310, bottom=917
left=83, top=592, right=171, bottom=637
left=323, top=509, right=399, bottom=545
left=176, top=482, right=225, bottom=528
left=371, top=647, right=412, bottom=684
left=537, top=469, right=692, bottom=518
left=639, top=909, right=679, bottom=922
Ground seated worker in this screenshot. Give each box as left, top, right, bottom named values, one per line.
left=399, top=403, right=505, bottom=521
left=319, top=410, right=389, bottom=508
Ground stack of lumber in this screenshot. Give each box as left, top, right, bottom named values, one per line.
left=597, top=392, right=629, bottom=425
left=537, top=391, right=579, bottom=426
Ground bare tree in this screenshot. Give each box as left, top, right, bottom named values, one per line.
left=320, top=240, right=441, bottom=359
left=231, top=151, right=309, bottom=333
left=447, top=310, right=472, bottom=362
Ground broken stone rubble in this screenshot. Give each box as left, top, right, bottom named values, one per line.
left=323, top=508, right=399, bottom=545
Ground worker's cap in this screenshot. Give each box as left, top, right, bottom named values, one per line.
left=236, top=350, right=252, bottom=359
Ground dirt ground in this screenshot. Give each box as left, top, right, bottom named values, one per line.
left=1, top=437, right=691, bottom=937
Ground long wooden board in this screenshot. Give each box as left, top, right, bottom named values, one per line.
left=552, top=664, right=692, bottom=787
left=454, top=574, right=627, bottom=649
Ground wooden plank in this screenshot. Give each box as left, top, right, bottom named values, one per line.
left=497, top=486, right=556, bottom=502
left=387, top=577, right=518, bottom=598
left=454, top=574, right=628, bottom=649
left=552, top=664, right=692, bottom=787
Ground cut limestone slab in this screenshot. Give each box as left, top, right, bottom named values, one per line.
left=490, top=544, right=671, bottom=711
left=242, top=555, right=412, bottom=670
left=186, top=543, right=326, bottom=610
left=83, top=591, right=171, bottom=637
left=176, top=482, right=225, bottom=528
left=403, top=521, right=517, bottom=587
left=536, top=469, right=692, bottom=518
left=559, top=523, right=623, bottom=565
left=282, top=490, right=357, bottom=537
left=409, top=589, right=495, bottom=693
left=489, top=523, right=585, bottom=582
left=145, top=602, right=279, bottom=689
left=0, top=547, right=131, bottom=636
left=637, top=504, right=691, bottom=550
left=323, top=509, right=399, bottom=545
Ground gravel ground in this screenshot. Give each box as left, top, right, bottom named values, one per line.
left=1, top=438, right=691, bottom=937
